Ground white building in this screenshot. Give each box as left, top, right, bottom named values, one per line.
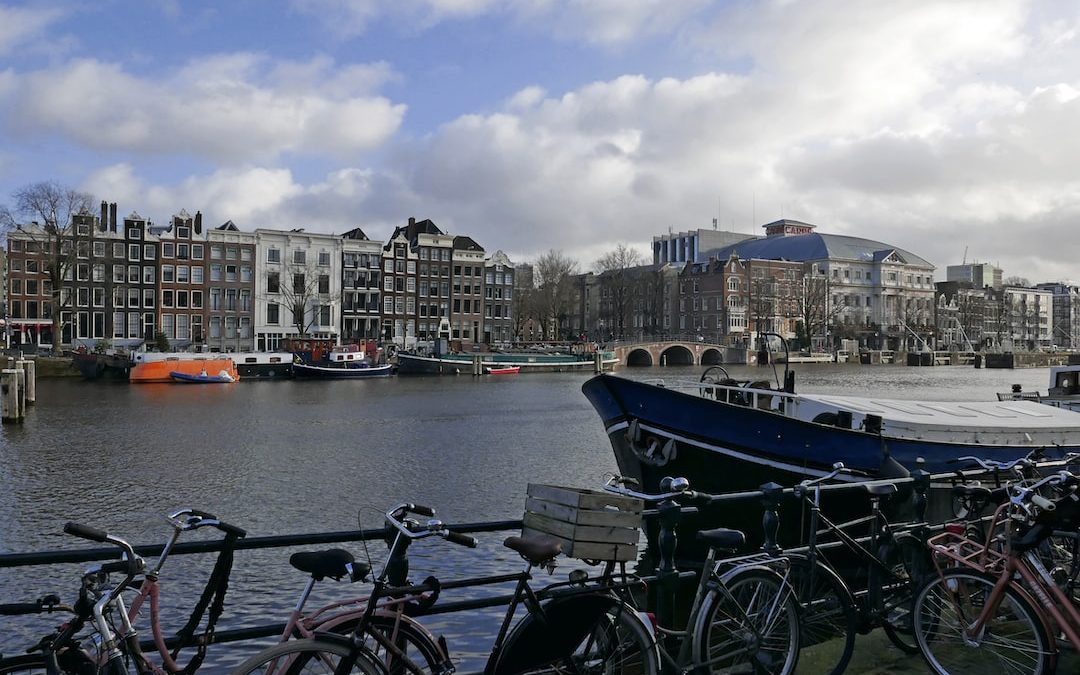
left=254, top=229, right=343, bottom=351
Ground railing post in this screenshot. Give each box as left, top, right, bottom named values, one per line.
left=911, top=460, right=930, bottom=523
left=655, top=477, right=682, bottom=633
left=760, top=482, right=783, bottom=554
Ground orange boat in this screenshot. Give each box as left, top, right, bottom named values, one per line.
left=129, top=354, right=239, bottom=383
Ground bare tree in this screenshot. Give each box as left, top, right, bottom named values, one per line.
left=796, top=274, right=844, bottom=351
left=594, top=244, right=644, bottom=340
left=265, top=261, right=336, bottom=337
left=0, top=181, right=94, bottom=351
left=534, top=250, right=579, bottom=340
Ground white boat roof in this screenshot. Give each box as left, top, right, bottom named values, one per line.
left=798, top=393, right=1080, bottom=430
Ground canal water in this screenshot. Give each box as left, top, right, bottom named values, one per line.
left=0, top=363, right=1051, bottom=669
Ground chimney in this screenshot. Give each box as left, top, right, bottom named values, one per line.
left=100, top=201, right=108, bottom=231
left=408, top=217, right=415, bottom=227
left=109, top=203, right=118, bottom=232
left=194, top=211, right=202, bottom=234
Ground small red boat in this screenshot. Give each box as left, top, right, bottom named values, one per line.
left=486, top=366, right=520, bottom=375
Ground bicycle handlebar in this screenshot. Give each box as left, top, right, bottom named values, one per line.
left=384, top=503, right=478, bottom=548
left=603, top=475, right=698, bottom=503
left=952, top=455, right=1035, bottom=472
left=167, top=508, right=247, bottom=538
left=64, top=522, right=146, bottom=577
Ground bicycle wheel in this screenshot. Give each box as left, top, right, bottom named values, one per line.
left=785, top=556, right=856, bottom=675
left=327, top=615, right=445, bottom=675
left=1038, top=532, right=1080, bottom=604
left=229, top=638, right=384, bottom=675
left=0, top=655, right=47, bottom=675
left=695, top=569, right=800, bottom=675
left=877, top=533, right=929, bottom=654
left=494, top=600, right=658, bottom=675
left=913, top=568, right=1052, bottom=675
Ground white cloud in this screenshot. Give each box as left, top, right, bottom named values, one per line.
left=1, top=54, right=406, bottom=163
left=0, top=5, right=66, bottom=55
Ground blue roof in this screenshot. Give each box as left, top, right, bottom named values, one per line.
left=709, top=232, right=934, bottom=269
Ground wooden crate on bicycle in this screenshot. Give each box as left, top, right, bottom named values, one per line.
left=522, top=484, right=643, bottom=561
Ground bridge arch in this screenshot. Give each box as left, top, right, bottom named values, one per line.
left=658, top=345, right=695, bottom=366
left=625, top=348, right=654, bottom=367
left=701, top=347, right=724, bottom=365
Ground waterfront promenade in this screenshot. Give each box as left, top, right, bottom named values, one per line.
left=0, top=365, right=1059, bottom=671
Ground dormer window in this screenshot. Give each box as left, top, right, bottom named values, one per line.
left=177, top=226, right=190, bottom=239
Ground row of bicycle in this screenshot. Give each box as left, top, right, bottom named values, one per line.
left=2, top=453, right=1079, bottom=675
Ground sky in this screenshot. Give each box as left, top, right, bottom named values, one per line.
left=1, top=0, right=1079, bottom=282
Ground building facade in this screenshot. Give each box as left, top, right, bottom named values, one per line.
left=207, top=221, right=257, bottom=351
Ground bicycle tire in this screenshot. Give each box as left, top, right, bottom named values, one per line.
left=326, top=614, right=445, bottom=675
left=0, top=654, right=47, bottom=675
left=784, top=555, right=856, bottom=675
left=492, top=600, right=659, bottom=675
left=229, top=638, right=385, bottom=675
left=695, top=568, right=800, bottom=675
left=876, top=533, right=929, bottom=654
left=913, top=568, right=1052, bottom=675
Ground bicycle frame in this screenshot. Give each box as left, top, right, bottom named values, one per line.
left=928, top=501, right=1080, bottom=653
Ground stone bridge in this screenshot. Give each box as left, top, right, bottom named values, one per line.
left=610, top=341, right=753, bottom=367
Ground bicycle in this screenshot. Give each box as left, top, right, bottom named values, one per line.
left=231, top=501, right=659, bottom=675
left=780, top=463, right=933, bottom=675
left=603, top=475, right=802, bottom=675
left=0, top=522, right=150, bottom=675
left=913, top=469, right=1080, bottom=674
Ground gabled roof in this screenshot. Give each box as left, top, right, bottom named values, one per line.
left=453, top=235, right=483, bottom=252
left=342, top=227, right=369, bottom=241
left=216, top=220, right=239, bottom=231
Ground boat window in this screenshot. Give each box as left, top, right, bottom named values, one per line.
left=993, top=404, right=1053, bottom=418
left=919, top=404, right=978, bottom=418
left=869, top=401, right=934, bottom=416
left=245, top=358, right=257, bottom=363
left=270, top=357, right=281, bottom=363
left=957, top=405, right=1016, bottom=419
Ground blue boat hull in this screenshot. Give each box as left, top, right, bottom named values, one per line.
left=170, top=372, right=234, bottom=384
left=580, top=374, right=1077, bottom=551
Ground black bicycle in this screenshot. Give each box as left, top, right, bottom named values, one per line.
left=781, top=463, right=932, bottom=675
left=230, top=501, right=659, bottom=675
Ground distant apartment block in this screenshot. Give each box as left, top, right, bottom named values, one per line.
left=946, top=262, right=1002, bottom=290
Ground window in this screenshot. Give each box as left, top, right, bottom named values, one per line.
left=77, top=287, right=89, bottom=307
left=143, top=288, right=155, bottom=308
left=191, top=266, right=204, bottom=284
left=162, top=265, right=175, bottom=283
left=11, top=279, right=22, bottom=295
left=212, top=246, right=223, bottom=259
left=127, top=288, right=140, bottom=307
left=192, top=244, right=203, bottom=260
left=176, top=314, right=189, bottom=340
left=93, top=241, right=105, bottom=256
left=239, top=289, right=251, bottom=312
left=128, top=265, right=139, bottom=283
left=407, top=260, right=416, bottom=274
left=177, top=265, right=190, bottom=283
left=175, top=290, right=188, bottom=308
left=77, top=263, right=89, bottom=281
left=162, top=290, right=174, bottom=307
left=127, top=244, right=140, bottom=261
left=293, top=249, right=306, bottom=264
left=384, top=276, right=393, bottom=291
left=177, top=244, right=189, bottom=260
left=266, top=303, right=279, bottom=324
left=267, top=248, right=280, bottom=263
left=319, top=305, right=331, bottom=325
left=226, top=247, right=238, bottom=260
left=210, top=289, right=222, bottom=310
left=226, top=289, right=237, bottom=311
left=318, top=251, right=330, bottom=266
left=317, top=274, right=329, bottom=294
left=226, top=265, right=237, bottom=282
left=129, top=227, right=142, bottom=240
left=162, top=242, right=175, bottom=258
left=143, top=244, right=155, bottom=260
left=77, top=220, right=89, bottom=235
left=240, top=265, right=252, bottom=282
left=241, top=248, right=252, bottom=261
left=177, top=226, right=190, bottom=239
left=210, top=264, right=223, bottom=282
left=209, top=317, right=221, bottom=339
left=267, top=272, right=280, bottom=293
left=113, top=312, right=126, bottom=338
left=293, top=273, right=305, bottom=293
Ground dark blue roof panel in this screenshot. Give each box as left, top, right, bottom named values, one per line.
left=710, top=233, right=933, bottom=268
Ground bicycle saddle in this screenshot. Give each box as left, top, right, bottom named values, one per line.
left=697, top=528, right=745, bottom=552
left=952, top=484, right=991, bottom=500
left=504, top=535, right=562, bottom=565
left=864, top=483, right=898, bottom=497
left=289, top=549, right=370, bottom=581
